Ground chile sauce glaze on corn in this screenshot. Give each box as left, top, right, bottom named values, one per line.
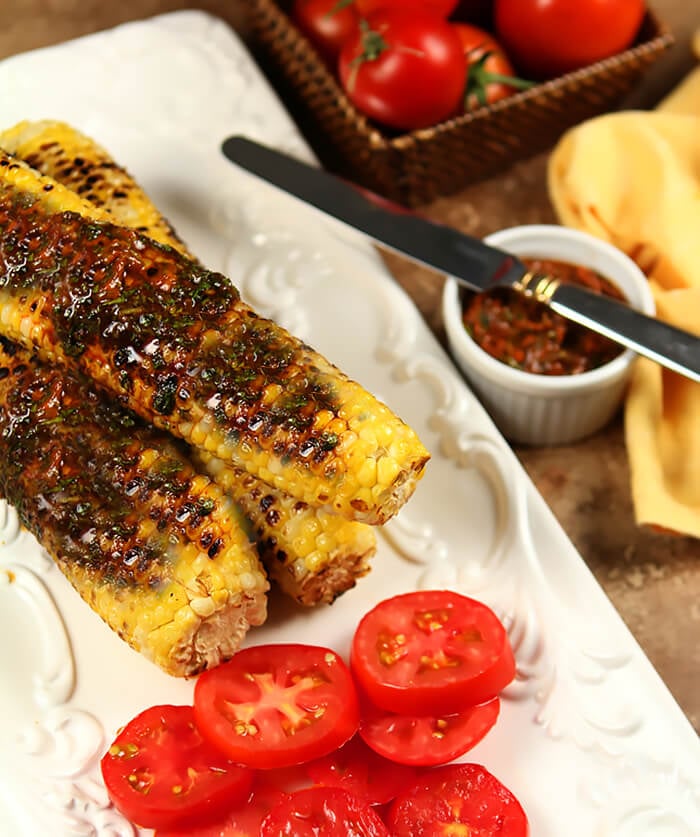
left=1, top=123, right=379, bottom=609
left=0, top=337, right=268, bottom=676
left=198, top=451, right=376, bottom=606
left=0, top=119, right=191, bottom=254
left=0, top=155, right=430, bottom=524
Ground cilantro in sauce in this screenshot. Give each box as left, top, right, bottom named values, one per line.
left=462, top=257, right=626, bottom=376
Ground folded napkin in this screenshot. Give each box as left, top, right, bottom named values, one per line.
left=548, top=33, right=700, bottom=537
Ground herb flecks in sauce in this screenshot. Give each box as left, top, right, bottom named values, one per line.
left=0, top=187, right=342, bottom=462
left=462, top=257, right=626, bottom=375
left=0, top=340, right=229, bottom=589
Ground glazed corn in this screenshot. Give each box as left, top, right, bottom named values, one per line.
left=199, top=452, right=376, bottom=605
left=0, top=338, right=268, bottom=676
left=0, top=120, right=190, bottom=254
left=6, top=125, right=378, bottom=606
left=0, top=154, right=429, bottom=524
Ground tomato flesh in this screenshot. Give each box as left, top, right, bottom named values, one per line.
left=262, top=786, right=389, bottom=836
left=388, top=762, right=529, bottom=836
left=194, top=643, right=360, bottom=769
left=155, top=778, right=288, bottom=837
left=305, top=734, right=420, bottom=805
left=100, top=705, right=253, bottom=830
left=351, top=590, right=515, bottom=715
left=360, top=696, right=500, bottom=766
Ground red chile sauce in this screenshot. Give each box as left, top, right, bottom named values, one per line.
left=461, top=257, right=627, bottom=375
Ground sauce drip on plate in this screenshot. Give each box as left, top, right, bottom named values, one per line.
left=461, top=257, right=626, bottom=376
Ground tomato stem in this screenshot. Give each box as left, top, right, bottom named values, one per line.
left=356, top=19, right=389, bottom=62
left=465, top=50, right=534, bottom=109
left=346, top=19, right=389, bottom=91
left=327, top=0, right=355, bottom=17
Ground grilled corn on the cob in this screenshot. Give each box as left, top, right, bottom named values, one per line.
left=6, top=125, right=379, bottom=605
left=0, top=154, right=429, bottom=524
left=0, top=120, right=190, bottom=254
left=199, top=453, right=376, bottom=605
left=0, top=337, right=268, bottom=676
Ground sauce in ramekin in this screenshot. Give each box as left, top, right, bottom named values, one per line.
left=461, top=257, right=626, bottom=376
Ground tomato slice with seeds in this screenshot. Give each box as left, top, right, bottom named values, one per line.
left=155, top=778, right=289, bottom=837
left=359, top=696, right=500, bottom=767
left=351, top=590, right=515, bottom=715
left=193, top=643, right=360, bottom=769
left=100, top=705, right=253, bottom=830
left=261, top=786, right=389, bottom=837
left=305, top=734, right=420, bottom=805
left=388, top=762, right=529, bottom=836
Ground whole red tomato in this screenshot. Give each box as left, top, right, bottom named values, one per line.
left=292, top=0, right=360, bottom=65
left=339, top=11, right=467, bottom=131
left=494, top=0, right=646, bottom=79
left=355, top=0, right=459, bottom=16
left=454, top=23, right=532, bottom=110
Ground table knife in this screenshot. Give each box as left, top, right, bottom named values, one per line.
left=222, top=135, right=700, bottom=384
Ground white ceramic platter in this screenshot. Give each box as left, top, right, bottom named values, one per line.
left=0, top=12, right=698, bottom=837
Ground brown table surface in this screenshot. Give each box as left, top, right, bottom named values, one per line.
left=2, top=1, right=698, bottom=733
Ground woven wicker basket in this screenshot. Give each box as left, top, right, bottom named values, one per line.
left=249, top=1, right=673, bottom=207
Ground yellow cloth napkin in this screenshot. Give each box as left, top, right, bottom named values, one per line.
left=548, top=34, right=700, bottom=537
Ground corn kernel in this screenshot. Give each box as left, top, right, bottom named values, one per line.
left=190, top=596, right=216, bottom=618
left=378, top=456, right=401, bottom=487
left=356, top=459, right=377, bottom=488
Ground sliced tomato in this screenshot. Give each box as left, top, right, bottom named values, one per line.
left=305, top=734, right=420, bottom=805
left=359, top=696, right=500, bottom=766
left=260, top=764, right=316, bottom=794
left=155, top=778, right=288, bottom=837
left=388, top=763, right=529, bottom=836
left=194, top=643, right=360, bottom=769
left=261, top=786, right=389, bottom=836
left=100, top=705, right=253, bottom=830
left=351, top=590, right=515, bottom=715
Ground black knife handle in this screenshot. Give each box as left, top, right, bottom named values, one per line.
left=549, top=283, right=700, bottom=382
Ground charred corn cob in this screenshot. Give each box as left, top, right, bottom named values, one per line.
left=0, top=337, right=268, bottom=676
left=0, top=154, right=429, bottom=524
left=5, top=127, right=379, bottom=606
left=0, top=120, right=190, bottom=254
left=199, top=453, right=376, bottom=605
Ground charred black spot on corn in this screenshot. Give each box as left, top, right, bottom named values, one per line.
left=1, top=121, right=192, bottom=255
left=0, top=335, right=268, bottom=675
left=153, top=374, right=179, bottom=415
left=0, top=149, right=429, bottom=524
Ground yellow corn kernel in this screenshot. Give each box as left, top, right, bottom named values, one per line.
left=196, top=452, right=377, bottom=606
left=0, top=129, right=430, bottom=525
left=0, top=120, right=191, bottom=255
left=0, top=340, right=269, bottom=677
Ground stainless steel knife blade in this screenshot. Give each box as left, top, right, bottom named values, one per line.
left=222, top=135, right=700, bottom=383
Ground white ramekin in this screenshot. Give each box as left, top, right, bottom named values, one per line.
left=442, top=225, right=656, bottom=446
